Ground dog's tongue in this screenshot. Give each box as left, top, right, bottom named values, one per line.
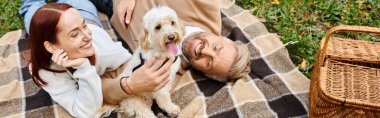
left=167, top=42, right=178, bottom=55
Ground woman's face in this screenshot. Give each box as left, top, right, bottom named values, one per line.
left=54, top=8, right=94, bottom=59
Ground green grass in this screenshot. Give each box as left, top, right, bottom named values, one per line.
left=0, top=0, right=24, bottom=37
left=1, top=0, right=380, bottom=78
left=237, top=0, right=380, bottom=78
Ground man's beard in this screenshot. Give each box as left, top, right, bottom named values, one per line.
left=182, top=39, right=194, bottom=61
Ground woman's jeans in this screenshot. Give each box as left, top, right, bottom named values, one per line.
left=20, top=0, right=103, bottom=34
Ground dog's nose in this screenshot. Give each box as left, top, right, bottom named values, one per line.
left=168, top=34, right=175, bottom=41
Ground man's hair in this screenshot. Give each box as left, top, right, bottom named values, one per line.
left=228, top=40, right=251, bottom=81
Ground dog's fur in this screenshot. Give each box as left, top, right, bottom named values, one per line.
left=117, top=6, right=185, bottom=117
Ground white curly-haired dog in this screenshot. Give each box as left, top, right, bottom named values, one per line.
left=117, top=6, right=184, bottom=117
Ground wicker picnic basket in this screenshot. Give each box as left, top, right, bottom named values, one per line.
left=310, top=25, right=380, bottom=117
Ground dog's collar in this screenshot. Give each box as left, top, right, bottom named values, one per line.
left=132, top=53, right=145, bottom=72
left=132, top=53, right=179, bottom=72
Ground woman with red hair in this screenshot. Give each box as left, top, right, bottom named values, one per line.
left=25, top=3, right=174, bottom=117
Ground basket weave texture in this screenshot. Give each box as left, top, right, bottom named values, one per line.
left=310, top=25, right=380, bottom=117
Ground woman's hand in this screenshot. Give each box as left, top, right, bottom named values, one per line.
left=123, top=56, right=174, bottom=94
left=51, top=49, right=87, bottom=68
left=114, top=0, right=136, bottom=30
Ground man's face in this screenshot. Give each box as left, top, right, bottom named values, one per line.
left=182, top=33, right=237, bottom=78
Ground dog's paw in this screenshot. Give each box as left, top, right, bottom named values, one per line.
left=169, top=113, right=179, bottom=118
left=126, top=109, right=157, bottom=118
left=165, top=104, right=181, bottom=116
left=138, top=111, right=157, bottom=118
left=124, top=108, right=136, bottom=117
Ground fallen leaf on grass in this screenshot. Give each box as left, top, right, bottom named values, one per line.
left=290, top=7, right=295, bottom=13
left=272, top=0, right=280, bottom=5
left=360, top=11, right=369, bottom=17
left=324, top=22, right=331, bottom=28
left=297, top=59, right=307, bottom=70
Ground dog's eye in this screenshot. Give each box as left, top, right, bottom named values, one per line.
left=171, top=21, right=175, bottom=25
left=155, top=25, right=161, bottom=30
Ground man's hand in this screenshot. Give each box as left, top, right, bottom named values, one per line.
left=114, top=0, right=136, bottom=30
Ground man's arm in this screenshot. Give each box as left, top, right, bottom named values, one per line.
left=112, top=0, right=135, bottom=30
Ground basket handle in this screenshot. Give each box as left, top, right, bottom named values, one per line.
left=320, top=25, right=380, bottom=66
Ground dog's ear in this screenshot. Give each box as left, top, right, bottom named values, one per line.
left=139, top=28, right=149, bottom=50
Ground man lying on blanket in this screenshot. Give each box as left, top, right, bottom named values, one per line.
left=99, top=25, right=252, bottom=117
left=106, top=0, right=251, bottom=82
left=100, top=24, right=252, bottom=117
left=96, top=0, right=309, bottom=117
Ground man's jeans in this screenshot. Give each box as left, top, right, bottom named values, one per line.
left=88, top=0, right=113, bottom=18
left=20, top=0, right=102, bottom=34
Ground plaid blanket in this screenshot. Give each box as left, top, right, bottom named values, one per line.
left=165, top=2, right=310, bottom=118
left=0, top=1, right=310, bottom=118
